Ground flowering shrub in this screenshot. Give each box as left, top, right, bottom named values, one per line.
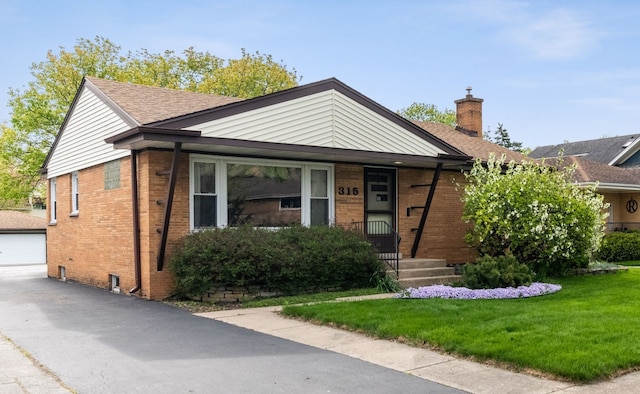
left=396, top=282, right=562, bottom=300
left=461, top=154, right=608, bottom=277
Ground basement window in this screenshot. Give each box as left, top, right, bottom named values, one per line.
left=109, top=274, right=120, bottom=294
left=59, top=266, right=66, bottom=281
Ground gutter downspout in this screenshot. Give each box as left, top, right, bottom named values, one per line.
left=156, top=142, right=182, bottom=271
left=130, top=151, right=142, bottom=294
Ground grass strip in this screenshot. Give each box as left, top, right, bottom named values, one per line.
left=283, top=269, right=640, bottom=382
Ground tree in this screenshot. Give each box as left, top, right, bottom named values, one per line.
left=3, top=36, right=300, bottom=208
left=202, top=49, right=299, bottom=98
left=484, top=123, right=524, bottom=152
left=0, top=125, right=44, bottom=209
left=397, top=102, right=457, bottom=127
left=461, top=154, right=608, bottom=277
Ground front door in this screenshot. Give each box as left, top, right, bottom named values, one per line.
left=364, top=168, right=396, bottom=253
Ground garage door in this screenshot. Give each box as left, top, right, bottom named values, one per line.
left=0, top=233, right=46, bottom=266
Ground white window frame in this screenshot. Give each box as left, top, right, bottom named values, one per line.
left=71, top=171, right=79, bottom=215
left=189, top=154, right=334, bottom=229
left=50, top=177, right=57, bottom=224
left=189, top=156, right=224, bottom=229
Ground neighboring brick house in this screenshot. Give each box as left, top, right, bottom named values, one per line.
left=531, top=136, right=640, bottom=231
left=42, top=77, right=523, bottom=299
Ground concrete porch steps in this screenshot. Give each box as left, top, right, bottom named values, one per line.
left=387, top=258, right=461, bottom=288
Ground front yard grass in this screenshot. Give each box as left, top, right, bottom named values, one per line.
left=282, top=268, right=640, bottom=383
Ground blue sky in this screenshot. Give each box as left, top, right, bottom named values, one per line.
left=1, top=0, right=639, bottom=149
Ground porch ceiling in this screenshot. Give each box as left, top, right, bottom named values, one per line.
left=105, top=126, right=472, bottom=169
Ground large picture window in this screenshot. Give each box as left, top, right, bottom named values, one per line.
left=227, top=164, right=302, bottom=227
left=190, top=156, right=333, bottom=229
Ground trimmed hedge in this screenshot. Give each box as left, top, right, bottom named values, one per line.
left=596, top=231, right=640, bottom=262
left=462, top=255, right=533, bottom=289
left=169, top=225, right=385, bottom=299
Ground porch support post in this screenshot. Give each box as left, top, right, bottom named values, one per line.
left=410, top=162, right=442, bottom=258
left=157, top=142, right=182, bottom=271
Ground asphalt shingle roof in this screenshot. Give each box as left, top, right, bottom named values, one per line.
left=529, top=134, right=640, bottom=164
left=414, top=121, right=528, bottom=163
left=546, top=156, right=640, bottom=185
left=0, top=211, right=47, bottom=231
left=85, top=77, right=243, bottom=125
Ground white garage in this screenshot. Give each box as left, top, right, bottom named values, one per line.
left=0, top=211, right=47, bottom=266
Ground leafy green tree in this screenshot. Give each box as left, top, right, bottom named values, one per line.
left=397, top=102, right=457, bottom=126
left=3, top=36, right=299, bottom=207
left=0, top=125, right=44, bottom=209
left=461, top=154, right=608, bottom=277
left=203, top=49, right=299, bottom=98
left=484, top=123, right=524, bottom=152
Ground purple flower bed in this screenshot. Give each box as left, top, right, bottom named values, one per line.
left=396, top=282, right=562, bottom=300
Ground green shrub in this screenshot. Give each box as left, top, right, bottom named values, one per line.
left=169, top=225, right=385, bottom=299
left=596, top=231, right=640, bottom=262
left=462, top=255, right=533, bottom=289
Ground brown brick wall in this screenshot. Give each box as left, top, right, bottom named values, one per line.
left=47, top=157, right=135, bottom=292
left=47, top=157, right=477, bottom=300
left=334, top=164, right=476, bottom=263
left=137, top=151, right=191, bottom=300
left=334, top=164, right=365, bottom=225
left=397, top=168, right=475, bottom=262
left=46, top=151, right=193, bottom=300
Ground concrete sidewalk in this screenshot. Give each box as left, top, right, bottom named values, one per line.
left=196, top=297, right=640, bottom=394
left=0, top=336, right=71, bottom=394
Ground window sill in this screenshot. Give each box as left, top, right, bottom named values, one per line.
left=69, top=212, right=79, bottom=217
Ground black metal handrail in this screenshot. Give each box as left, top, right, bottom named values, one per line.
left=349, top=221, right=401, bottom=277
left=606, top=222, right=640, bottom=232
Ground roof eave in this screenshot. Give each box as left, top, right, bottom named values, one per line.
left=106, top=126, right=471, bottom=169
left=578, top=182, right=640, bottom=192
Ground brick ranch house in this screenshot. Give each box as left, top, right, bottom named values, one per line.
left=42, top=77, right=524, bottom=300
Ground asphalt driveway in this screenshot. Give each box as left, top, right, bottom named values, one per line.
left=0, top=265, right=464, bottom=393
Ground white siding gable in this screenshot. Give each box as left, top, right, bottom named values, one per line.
left=47, top=88, right=131, bottom=178
left=190, top=90, right=447, bottom=157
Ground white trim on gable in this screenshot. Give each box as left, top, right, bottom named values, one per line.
left=609, top=138, right=640, bottom=166
left=187, top=90, right=447, bottom=158
left=47, top=88, right=131, bottom=178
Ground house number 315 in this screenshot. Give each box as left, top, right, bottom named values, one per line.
left=338, top=187, right=359, bottom=196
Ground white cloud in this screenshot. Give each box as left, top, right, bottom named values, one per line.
left=509, top=9, right=600, bottom=59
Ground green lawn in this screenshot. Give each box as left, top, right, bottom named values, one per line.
left=282, top=269, right=640, bottom=382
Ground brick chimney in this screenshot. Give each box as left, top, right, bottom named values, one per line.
left=454, top=87, right=483, bottom=138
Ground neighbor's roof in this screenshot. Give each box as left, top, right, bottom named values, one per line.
left=529, top=134, right=640, bottom=164
left=546, top=156, right=640, bottom=190
left=414, top=121, right=528, bottom=163
left=0, top=211, right=47, bottom=232
left=85, top=77, right=243, bottom=125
